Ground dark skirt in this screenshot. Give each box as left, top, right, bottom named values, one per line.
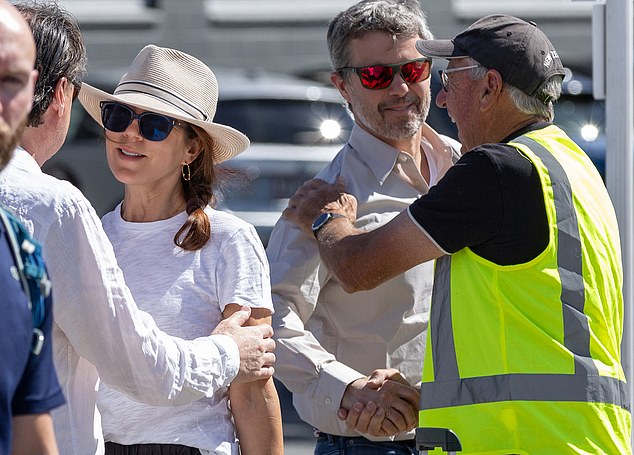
left=105, top=442, right=201, bottom=455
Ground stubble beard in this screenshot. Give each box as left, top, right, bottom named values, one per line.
left=358, top=93, right=431, bottom=143
left=0, top=120, right=25, bottom=171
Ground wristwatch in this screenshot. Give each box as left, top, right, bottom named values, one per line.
left=311, top=212, right=346, bottom=237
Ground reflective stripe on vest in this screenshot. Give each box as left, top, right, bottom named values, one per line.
left=421, top=135, right=630, bottom=411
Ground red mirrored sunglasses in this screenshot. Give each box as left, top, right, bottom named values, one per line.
left=338, top=58, right=432, bottom=90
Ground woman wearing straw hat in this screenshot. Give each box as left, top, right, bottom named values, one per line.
left=78, top=44, right=283, bottom=455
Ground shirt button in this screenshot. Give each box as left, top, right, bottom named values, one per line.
left=324, top=397, right=332, bottom=405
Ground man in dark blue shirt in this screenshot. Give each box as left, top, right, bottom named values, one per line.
left=0, top=213, right=65, bottom=453
left=0, top=0, right=64, bottom=452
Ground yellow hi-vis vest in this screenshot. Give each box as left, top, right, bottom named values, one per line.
left=419, top=125, right=631, bottom=454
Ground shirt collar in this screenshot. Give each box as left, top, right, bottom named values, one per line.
left=346, top=122, right=455, bottom=185
left=11, top=146, right=42, bottom=174
left=347, top=124, right=400, bottom=184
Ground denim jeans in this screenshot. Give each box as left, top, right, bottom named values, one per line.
left=314, top=433, right=417, bottom=455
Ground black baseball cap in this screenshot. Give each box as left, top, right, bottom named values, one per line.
left=416, top=14, right=565, bottom=101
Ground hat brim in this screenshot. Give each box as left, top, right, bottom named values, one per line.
left=78, top=82, right=249, bottom=164
left=416, top=39, right=468, bottom=59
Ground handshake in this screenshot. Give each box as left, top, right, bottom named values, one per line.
left=213, top=310, right=420, bottom=438
left=338, top=369, right=420, bottom=437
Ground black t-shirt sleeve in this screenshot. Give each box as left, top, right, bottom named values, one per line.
left=409, top=144, right=548, bottom=265
left=409, top=149, right=503, bottom=253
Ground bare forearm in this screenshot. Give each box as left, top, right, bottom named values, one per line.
left=283, top=178, right=443, bottom=291
left=12, top=413, right=59, bottom=455
left=317, top=211, right=440, bottom=292
left=315, top=219, right=374, bottom=292
left=231, top=378, right=284, bottom=454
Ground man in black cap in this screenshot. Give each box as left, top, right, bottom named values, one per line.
left=281, top=14, right=631, bottom=454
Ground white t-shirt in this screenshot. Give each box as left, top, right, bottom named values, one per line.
left=98, top=204, right=272, bottom=454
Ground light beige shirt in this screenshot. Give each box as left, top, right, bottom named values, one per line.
left=268, top=123, right=460, bottom=440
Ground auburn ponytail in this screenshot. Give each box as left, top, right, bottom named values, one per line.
left=174, top=125, right=217, bottom=251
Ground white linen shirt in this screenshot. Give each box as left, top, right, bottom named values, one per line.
left=0, top=148, right=240, bottom=455
left=267, top=123, right=460, bottom=440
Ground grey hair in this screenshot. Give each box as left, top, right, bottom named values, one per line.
left=327, top=0, right=433, bottom=71
left=470, top=61, right=562, bottom=122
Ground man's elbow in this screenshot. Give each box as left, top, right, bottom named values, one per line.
left=332, top=263, right=384, bottom=293
left=338, top=279, right=370, bottom=293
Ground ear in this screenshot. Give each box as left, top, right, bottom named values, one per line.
left=330, top=71, right=353, bottom=106
left=480, top=69, right=504, bottom=112
left=51, top=77, right=71, bottom=118
left=182, top=135, right=203, bottom=165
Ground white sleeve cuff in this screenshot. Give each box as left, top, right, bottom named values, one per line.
left=184, top=334, right=240, bottom=397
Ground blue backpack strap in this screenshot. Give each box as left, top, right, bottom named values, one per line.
left=0, top=207, right=51, bottom=355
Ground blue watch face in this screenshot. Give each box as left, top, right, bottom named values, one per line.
left=311, top=212, right=331, bottom=231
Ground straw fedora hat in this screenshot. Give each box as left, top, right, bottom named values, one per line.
left=78, top=44, right=249, bottom=163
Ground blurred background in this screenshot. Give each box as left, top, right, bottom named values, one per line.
left=40, top=1, right=602, bottom=452
left=44, top=0, right=603, bottom=223
left=57, top=0, right=595, bottom=78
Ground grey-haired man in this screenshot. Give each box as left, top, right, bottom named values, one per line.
left=268, top=1, right=460, bottom=453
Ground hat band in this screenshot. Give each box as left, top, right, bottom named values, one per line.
left=115, top=80, right=210, bottom=121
